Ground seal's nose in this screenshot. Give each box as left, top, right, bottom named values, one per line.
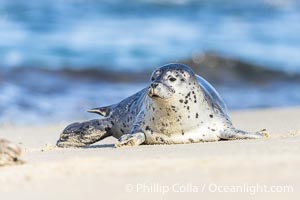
left=151, top=83, right=159, bottom=89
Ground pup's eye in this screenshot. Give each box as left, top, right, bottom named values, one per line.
left=169, top=77, right=176, bottom=82
left=151, top=77, right=155, bottom=81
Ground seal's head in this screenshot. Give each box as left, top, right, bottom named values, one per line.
left=148, top=63, right=197, bottom=101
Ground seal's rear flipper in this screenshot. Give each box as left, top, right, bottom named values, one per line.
left=88, top=105, right=112, bottom=117
left=57, top=119, right=113, bottom=148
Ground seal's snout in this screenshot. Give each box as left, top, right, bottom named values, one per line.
left=148, top=83, right=161, bottom=98
left=147, top=87, right=155, bottom=98
left=147, top=82, right=174, bottom=100
left=151, top=83, right=159, bottom=89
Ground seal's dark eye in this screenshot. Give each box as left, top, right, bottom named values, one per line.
left=169, top=77, right=176, bottom=82
left=151, top=77, right=155, bottom=81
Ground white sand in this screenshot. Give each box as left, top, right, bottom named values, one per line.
left=0, top=107, right=300, bottom=200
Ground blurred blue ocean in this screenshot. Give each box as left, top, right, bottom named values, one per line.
left=0, top=0, right=300, bottom=125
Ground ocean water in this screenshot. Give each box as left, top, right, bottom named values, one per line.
left=0, top=0, right=300, bottom=125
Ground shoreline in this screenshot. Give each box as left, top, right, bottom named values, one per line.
left=0, top=107, right=300, bottom=199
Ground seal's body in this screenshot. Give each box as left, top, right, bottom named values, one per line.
left=57, top=63, right=267, bottom=148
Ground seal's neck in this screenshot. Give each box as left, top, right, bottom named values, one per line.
left=145, top=89, right=208, bottom=121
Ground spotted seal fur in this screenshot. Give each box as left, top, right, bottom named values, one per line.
left=56, top=63, right=268, bottom=148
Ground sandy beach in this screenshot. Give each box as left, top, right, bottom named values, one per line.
left=0, top=107, right=299, bottom=200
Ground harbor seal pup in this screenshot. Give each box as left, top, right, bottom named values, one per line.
left=56, top=63, right=268, bottom=148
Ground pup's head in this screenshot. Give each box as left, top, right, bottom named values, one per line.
left=148, top=63, right=197, bottom=101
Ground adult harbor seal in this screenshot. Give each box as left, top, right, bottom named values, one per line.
left=56, top=63, right=268, bottom=148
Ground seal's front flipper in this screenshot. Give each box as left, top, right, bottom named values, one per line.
left=115, top=132, right=145, bottom=148
left=88, top=105, right=114, bottom=117
left=57, top=119, right=113, bottom=148
left=220, top=128, right=269, bottom=140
